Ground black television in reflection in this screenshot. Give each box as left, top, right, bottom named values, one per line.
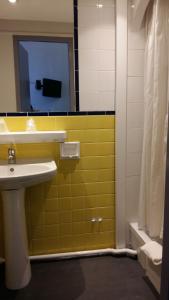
left=42, top=78, right=62, bottom=98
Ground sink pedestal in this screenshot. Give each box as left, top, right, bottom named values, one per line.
left=0, top=159, right=57, bottom=289
left=2, top=188, right=31, bottom=290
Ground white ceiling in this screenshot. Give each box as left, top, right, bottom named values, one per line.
left=0, top=0, right=73, bottom=23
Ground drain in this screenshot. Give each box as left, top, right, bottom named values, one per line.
left=10, top=168, right=14, bottom=172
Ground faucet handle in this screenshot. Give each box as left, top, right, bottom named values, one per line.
left=8, top=147, right=15, bottom=155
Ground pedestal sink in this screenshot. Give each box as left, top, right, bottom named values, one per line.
left=0, top=159, right=57, bottom=289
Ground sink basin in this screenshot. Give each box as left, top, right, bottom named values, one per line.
left=0, top=159, right=57, bottom=190
left=1, top=159, right=57, bottom=290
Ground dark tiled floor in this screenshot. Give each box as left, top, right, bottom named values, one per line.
left=0, top=256, right=160, bottom=300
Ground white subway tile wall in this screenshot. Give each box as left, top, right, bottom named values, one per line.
left=127, top=103, right=144, bottom=129
left=78, top=0, right=116, bottom=111
left=127, top=77, right=144, bottom=102
left=127, top=128, right=144, bottom=153
left=126, top=3, right=145, bottom=224
left=128, top=50, right=144, bottom=77
left=126, top=176, right=141, bottom=222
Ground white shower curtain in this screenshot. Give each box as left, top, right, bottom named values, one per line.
left=138, top=0, right=169, bottom=239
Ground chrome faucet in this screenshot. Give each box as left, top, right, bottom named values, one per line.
left=8, top=144, right=16, bottom=164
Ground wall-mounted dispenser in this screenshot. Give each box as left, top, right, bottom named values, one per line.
left=60, top=142, right=80, bottom=159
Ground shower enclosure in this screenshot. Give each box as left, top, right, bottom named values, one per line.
left=116, top=0, right=169, bottom=295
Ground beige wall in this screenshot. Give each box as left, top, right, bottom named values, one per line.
left=0, top=33, right=17, bottom=112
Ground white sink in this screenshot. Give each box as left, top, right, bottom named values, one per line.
left=0, top=159, right=57, bottom=190
left=1, top=159, right=57, bottom=290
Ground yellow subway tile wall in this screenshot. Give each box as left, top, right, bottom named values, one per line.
left=0, top=116, right=115, bottom=256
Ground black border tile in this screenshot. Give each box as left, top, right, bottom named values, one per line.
left=74, top=0, right=78, bottom=6
left=76, top=92, right=80, bottom=111
left=68, top=112, right=88, bottom=116
left=74, top=5, right=78, bottom=28
left=88, top=111, right=106, bottom=115
left=74, top=0, right=80, bottom=112
left=3, top=111, right=116, bottom=117
left=28, top=112, right=48, bottom=116
left=7, top=112, right=27, bottom=116
left=49, top=112, right=68, bottom=116
left=74, top=28, right=78, bottom=51
left=75, top=70, right=79, bottom=91
left=106, top=111, right=115, bottom=115
left=74, top=50, right=79, bottom=71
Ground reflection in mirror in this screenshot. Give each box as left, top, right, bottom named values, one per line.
left=0, top=0, right=116, bottom=113
left=14, top=36, right=74, bottom=112
left=0, top=0, right=74, bottom=112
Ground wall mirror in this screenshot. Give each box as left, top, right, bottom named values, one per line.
left=0, top=0, right=116, bottom=113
